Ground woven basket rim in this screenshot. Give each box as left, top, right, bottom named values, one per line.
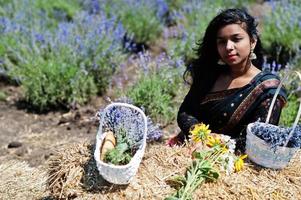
left=94, top=102, right=148, bottom=169
left=246, top=123, right=298, bottom=150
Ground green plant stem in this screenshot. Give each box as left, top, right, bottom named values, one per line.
left=168, top=147, right=224, bottom=200
left=180, top=159, right=207, bottom=200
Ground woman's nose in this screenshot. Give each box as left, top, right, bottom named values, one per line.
left=226, top=40, right=234, bottom=51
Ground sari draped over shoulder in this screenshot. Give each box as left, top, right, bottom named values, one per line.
left=177, top=71, right=287, bottom=140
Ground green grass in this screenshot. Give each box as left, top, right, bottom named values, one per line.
left=279, top=95, right=300, bottom=127
left=0, top=91, right=7, bottom=101
left=125, top=67, right=183, bottom=125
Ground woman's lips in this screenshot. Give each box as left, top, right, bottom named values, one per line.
left=226, top=54, right=237, bottom=61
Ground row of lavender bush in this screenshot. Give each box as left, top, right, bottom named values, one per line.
left=0, top=0, right=300, bottom=126
left=1, top=0, right=125, bottom=110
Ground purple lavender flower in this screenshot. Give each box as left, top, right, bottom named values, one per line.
left=113, top=22, right=126, bottom=40
left=103, top=97, right=163, bottom=142
left=57, top=22, right=72, bottom=43
left=91, top=0, right=100, bottom=14
left=34, top=33, right=45, bottom=43
left=251, top=122, right=301, bottom=149
left=156, top=0, right=169, bottom=19
left=146, top=116, right=163, bottom=141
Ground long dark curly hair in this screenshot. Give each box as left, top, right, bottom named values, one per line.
left=185, top=8, right=264, bottom=98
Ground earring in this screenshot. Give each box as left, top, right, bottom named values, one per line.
left=217, top=59, right=226, bottom=65
left=250, top=49, right=257, bottom=60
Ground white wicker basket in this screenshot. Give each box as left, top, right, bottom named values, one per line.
left=94, top=103, right=147, bottom=184
left=246, top=71, right=301, bottom=169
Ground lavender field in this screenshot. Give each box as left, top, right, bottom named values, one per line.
left=0, top=0, right=300, bottom=199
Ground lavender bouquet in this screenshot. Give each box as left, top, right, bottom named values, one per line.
left=251, top=122, right=301, bottom=150
left=96, top=97, right=163, bottom=142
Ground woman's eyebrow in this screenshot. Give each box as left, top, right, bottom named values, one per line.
left=217, top=33, right=242, bottom=39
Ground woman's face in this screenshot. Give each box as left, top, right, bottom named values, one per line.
left=216, top=23, right=256, bottom=68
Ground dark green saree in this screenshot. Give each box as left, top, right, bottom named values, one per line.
left=177, top=71, right=287, bottom=143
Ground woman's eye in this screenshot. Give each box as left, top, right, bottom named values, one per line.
left=233, top=37, right=242, bottom=42
left=217, top=40, right=226, bottom=44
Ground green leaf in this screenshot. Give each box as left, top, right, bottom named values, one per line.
left=164, top=197, right=180, bottom=200
left=166, top=175, right=186, bottom=189
left=210, top=171, right=219, bottom=180
left=103, top=128, right=134, bottom=165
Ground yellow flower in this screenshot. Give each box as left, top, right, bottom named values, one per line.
left=206, top=135, right=221, bottom=147
left=190, top=123, right=211, bottom=143
left=206, top=135, right=228, bottom=153
left=234, top=154, right=248, bottom=172
left=221, top=146, right=228, bottom=153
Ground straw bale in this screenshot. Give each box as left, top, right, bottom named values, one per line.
left=46, top=142, right=190, bottom=199
left=0, top=160, right=47, bottom=200
left=47, top=142, right=94, bottom=199
left=195, top=153, right=301, bottom=200
left=46, top=142, right=301, bottom=200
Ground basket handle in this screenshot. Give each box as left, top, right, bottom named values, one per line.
left=265, top=70, right=301, bottom=147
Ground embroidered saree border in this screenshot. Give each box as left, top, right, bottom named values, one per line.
left=221, top=79, right=280, bottom=133
left=200, top=88, right=239, bottom=105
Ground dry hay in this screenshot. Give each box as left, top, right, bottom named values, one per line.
left=46, top=142, right=301, bottom=200
left=196, top=154, right=301, bottom=200
left=47, top=142, right=94, bottom=199
left=0, top=160, right=47, bottom=200
left=46, top=142, right=190, bottom=199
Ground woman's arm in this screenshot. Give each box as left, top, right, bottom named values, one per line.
left=177, top=84, right=200, bottom=135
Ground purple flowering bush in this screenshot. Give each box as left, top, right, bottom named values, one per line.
left=124, top=51, right=186, bottom=125
left=115, top=0, right=165, bottom=49
left=1, top=0, right=299, bottom=117
left=0, top=2, right=126, bottom=110
left=81, top=0, right=168, bottom=51
left=261, top=0, right=301, bottom=66
left=165, top=0, right=218, bottom=62
left=0, top=0, right=81, bottom=29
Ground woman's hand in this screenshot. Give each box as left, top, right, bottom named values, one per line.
left=166, top=134, right=185, bottom=147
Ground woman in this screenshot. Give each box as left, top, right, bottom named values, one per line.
left=171, top=8, right=287, bottom=150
